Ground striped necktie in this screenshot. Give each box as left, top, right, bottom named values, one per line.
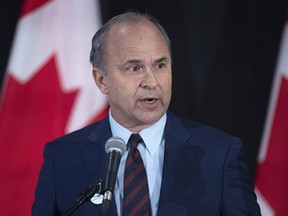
left=123, top=133, right=152, bottom=216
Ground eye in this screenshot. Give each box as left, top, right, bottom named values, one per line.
left=155, top=62, right=166, bottom=70
left=129, top=65, right=141, bottom=72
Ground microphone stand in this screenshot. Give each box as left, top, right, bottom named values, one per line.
left=61, top=180, right=102, bottom=216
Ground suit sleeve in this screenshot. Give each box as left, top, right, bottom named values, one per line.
left=32, top=143, right=60, bottom=216
left=222, top=137, right=261, bottom=216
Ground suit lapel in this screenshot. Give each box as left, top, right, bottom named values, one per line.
left=82, top=117, right=111, bottom=183
left=157, top=113, right=205, bottom=215
left=81, top=117, right=118, bottom=216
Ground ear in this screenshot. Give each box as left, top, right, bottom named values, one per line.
left=92, top=67, right=108, bottom=94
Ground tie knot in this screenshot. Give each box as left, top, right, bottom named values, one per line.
left=128, top=133, right=143, bottom=149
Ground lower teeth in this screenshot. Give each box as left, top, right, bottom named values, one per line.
left=146, top=99, right=154, bottom=103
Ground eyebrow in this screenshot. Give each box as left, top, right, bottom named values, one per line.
left=125, top=56, right=170, bottom=65
left=154, top=57, right=170, bottom=64
left=117, top=59, right=143, bottom=70
left=118, top=56, right=170, bottom=70
left=124, top=59, right=143, bottom=65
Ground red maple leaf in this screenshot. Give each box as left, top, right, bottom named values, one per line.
left=0, top=55, right=78, bottom=215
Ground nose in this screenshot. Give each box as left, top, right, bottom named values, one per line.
left=140, top=69, right=159, bottom=89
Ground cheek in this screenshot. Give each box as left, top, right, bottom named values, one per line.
left=161, top=74, right=172, bottom=92
left=107, top=79, right=134, bottom=100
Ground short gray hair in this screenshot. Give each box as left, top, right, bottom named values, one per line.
left=89, top=12, right=171, bottom=74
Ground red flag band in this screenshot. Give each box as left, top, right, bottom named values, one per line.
left=0, top=0, right=107, bottom=215
left=255, top=16, right=288, bottom=216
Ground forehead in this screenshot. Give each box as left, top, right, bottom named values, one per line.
left=106, top=19, right=170, bottom=58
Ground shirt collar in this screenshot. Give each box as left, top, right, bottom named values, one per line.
left=109, top=109, right=167, bottom=156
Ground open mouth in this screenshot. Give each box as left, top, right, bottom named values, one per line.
left=144, top=98, right=156, bottom=103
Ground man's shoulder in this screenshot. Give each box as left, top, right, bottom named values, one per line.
left=166, top=112, right=243, bottom=156
left=167, top=112, right=239, bottom=141
left=46, top=117, right=109, bottom=146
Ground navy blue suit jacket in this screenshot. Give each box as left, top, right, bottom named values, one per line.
left=32, top=112, right=261, bottom=215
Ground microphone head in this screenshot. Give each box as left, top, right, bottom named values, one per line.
left=105, top=136, right=127, bottom=156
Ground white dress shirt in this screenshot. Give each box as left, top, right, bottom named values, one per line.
left=109, top=111, right=166, bottom=216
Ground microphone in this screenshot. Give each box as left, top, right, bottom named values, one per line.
left=102, top=136, right=126, bottom=214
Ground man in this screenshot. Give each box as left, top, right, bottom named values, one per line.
left=32, top=12, right=261, bottom=215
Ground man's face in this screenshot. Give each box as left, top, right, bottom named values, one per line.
left=94, top=20, right=172, bottom=132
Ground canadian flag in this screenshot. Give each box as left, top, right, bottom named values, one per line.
left=255, top=16, right=288, bottom=215
left=0, top=0, right=108, bottom=215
